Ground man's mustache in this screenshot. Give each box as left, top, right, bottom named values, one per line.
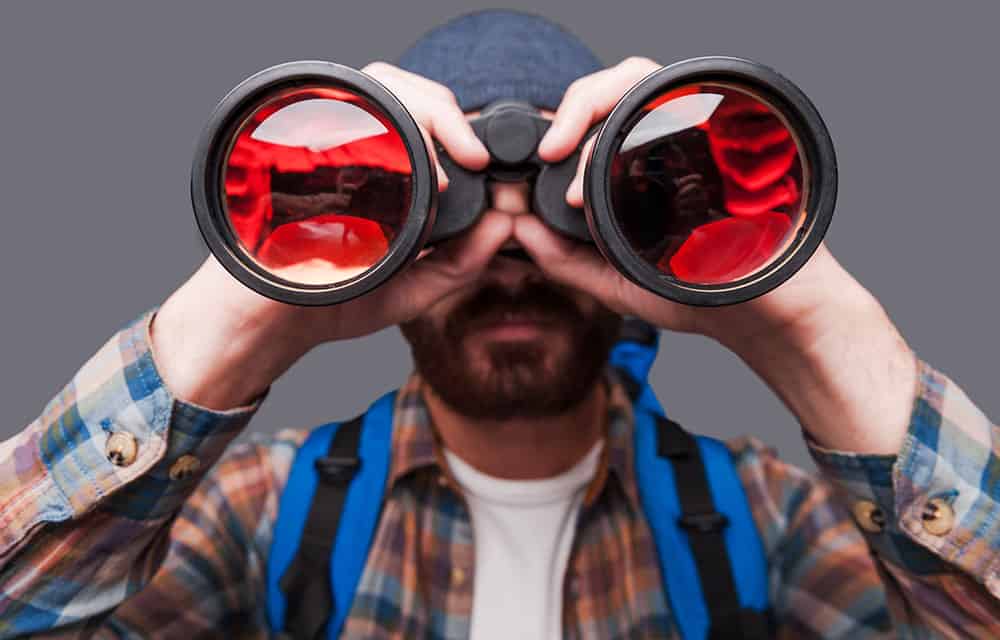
left=445, top=280, right=584, bottom=342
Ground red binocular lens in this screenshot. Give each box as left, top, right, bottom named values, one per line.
left=224, top=86, right=414, bottom=286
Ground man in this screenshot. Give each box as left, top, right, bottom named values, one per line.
left=1, top=9, right=997, bottom=639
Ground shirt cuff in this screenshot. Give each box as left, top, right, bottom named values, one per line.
left=808, top=358, right=1000, bottom=593
left=0, top=308, right=264, bottom=555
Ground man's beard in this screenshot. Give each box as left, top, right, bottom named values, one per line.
left=399, top=280, right=622, bottom=420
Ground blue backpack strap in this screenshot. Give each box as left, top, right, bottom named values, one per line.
left=635, top=412, right=770, bottom=639
left=266, top=390, right=396, bottom=639
left=612, top=319, right=770, bottom=639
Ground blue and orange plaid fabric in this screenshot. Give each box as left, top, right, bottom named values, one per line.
left=1, top=309, right=998, bottom=638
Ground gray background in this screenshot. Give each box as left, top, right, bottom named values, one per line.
left=2, top=1, right=997, bottom=470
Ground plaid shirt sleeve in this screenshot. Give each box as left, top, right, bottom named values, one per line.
left=804, top=358, right=1000, bottom=638
left=0, top=309, right=264, bottom=638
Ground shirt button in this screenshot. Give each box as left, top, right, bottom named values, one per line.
left=851, top=500, right=886, bottom=533
left=568, top=576, right=581, bottom=597
left=451, top=567, right=467, bottom=586
left=169, top=454, right=202, bottom=480
left=921, top=497, right=955, bottom=536
left=105, top=431, right=138, bottom=467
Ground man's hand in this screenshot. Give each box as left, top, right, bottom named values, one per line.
left=519, top=57, right=919, bottom=455
left=153, top=63, right=513, bottom=411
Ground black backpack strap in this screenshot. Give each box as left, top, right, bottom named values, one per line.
left=619, top=316, right=660, bottom=347
left=655, top=415, right=770, bottom=639
left=279, top=414, right=365, bottom=640
left=616, top=367, right=643, bottom=404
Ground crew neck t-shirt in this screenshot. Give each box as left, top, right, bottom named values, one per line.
left=442, top=440, right=604, bottom=640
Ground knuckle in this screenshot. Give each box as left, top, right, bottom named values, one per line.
left=361, top=60, right=394, bottom=76
left=424, top=114, right=446, bottom=137
left=564, top=78, right=586, bottom=98
left=611, top=275, right=633, bottom=313
left=621, top=56, right=659, bottom=75
left=433, top=84, right=459, bottom=105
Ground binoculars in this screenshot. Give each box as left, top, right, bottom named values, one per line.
left=192, top=57, right=836, bottom=307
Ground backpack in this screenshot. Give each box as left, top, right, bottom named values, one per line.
left=265, top=319, right=771, bottom=639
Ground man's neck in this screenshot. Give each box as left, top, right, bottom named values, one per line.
left=424, top=379, right=608, bottom=480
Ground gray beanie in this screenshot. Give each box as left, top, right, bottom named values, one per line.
left=396, top=9, right=604, bottom=112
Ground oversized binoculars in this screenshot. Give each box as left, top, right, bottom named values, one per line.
left=192, top=57, right=836, bottom=307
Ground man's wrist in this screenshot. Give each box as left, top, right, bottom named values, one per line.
left=149, top=288, right=309, bottom=411
left=715, top=284, right=919, bottom=455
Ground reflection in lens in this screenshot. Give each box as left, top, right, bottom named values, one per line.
left=223, top=86, right=412, bottom=286
left=609, top=84, right=806, bottom=285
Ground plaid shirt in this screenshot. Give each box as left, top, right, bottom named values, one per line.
left=1, top=309, right=999, bottom=639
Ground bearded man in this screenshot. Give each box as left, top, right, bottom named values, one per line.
left=2, top=10, right=999, bottom=640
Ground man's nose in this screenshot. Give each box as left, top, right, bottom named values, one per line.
left=489, top=180, right=532, bottom=215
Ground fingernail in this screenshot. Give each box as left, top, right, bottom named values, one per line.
left=464, top=124, right=487, bottom=152
left=566, top=177, right=582, bottom=204
left=466, top=133, right=482, bottom=153
left=474, top=141, right=491, bottom=164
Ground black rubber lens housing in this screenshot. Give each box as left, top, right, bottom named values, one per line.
left=584, top=57, right=837, bottom=306
left=191, top=61, right=436, bottom=306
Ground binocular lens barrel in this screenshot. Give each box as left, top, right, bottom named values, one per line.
left=193, top=58, right=835, bottom=307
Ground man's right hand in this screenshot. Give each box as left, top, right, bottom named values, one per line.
left=152, top=63, right=511, bottom=411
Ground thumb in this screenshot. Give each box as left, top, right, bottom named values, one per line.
left=378, top=210, right=515, bottom=319
left=513, top=215, right=612, bottom=292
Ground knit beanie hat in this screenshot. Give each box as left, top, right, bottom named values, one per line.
left=396, top=9, right=603, bottom=112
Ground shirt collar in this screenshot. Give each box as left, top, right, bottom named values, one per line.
left=386, top=368, right=642, bottom=513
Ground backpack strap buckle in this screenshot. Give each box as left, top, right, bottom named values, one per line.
left=315, top=455, right=361, bottom=485
left=678, top=510, right=729, bottom=534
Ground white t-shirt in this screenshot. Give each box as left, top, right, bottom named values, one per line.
left=442, top=440, right=604, bottom=640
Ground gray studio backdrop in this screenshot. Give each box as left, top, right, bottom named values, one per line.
left=2, top=1, right=997, bottom=471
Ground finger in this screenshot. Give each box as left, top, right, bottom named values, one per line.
left=566, top=135, right=596, bottom=208
left=371, top=63, right=456, bottom=102
left=538, top=57, right=660, bottom=163
left=365, top=63, right=488, bottom=174
left=514, top=214, right=702, bottom=333
left=420, top=98, right=490, bottom=171
left=512, top=214, right=629, bottom=314
left=367, top=63, right=489, bottom=171
left=416, top=124, right=449, bottom=191
left=377, top=211, right=513, bottom=322
left=363, top=60, right=460, bottom=109
left=357, top=211, right=513, bottom=326
left=417, top=209, right=514, bottom=279
left=390, top=210, right=514, bottom=314
left=537, top=69, right=614, bottom=162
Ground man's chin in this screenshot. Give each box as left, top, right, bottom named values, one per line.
left=401, top=297, right=623, bottom=421
left=426, top=339, right=579, bottom=420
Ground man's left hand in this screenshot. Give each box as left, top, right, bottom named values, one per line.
left=515, top=57, right=919, bottom=455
